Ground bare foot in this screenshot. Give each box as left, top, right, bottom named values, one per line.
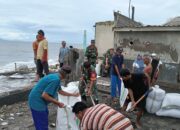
left=136, top=121, right=142, bottom=129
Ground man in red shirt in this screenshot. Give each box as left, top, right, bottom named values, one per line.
left=32, top=35, right=40, bottom=81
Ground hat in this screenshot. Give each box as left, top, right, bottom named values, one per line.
left=91, top=40, right=95, bottom=44
left=120, top=68, right=130, bottom=77
left=38, top=29, right=45, bottom=36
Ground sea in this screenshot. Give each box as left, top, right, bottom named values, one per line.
left=0, top=40, right=83, bottom=73
left=0, top=40, right=83, bottom=94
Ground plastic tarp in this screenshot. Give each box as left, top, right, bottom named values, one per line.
left=146, top=85, right=166, bottom=113
left=56, top=81, right=81, bottom=130
left=156, top=93, right=180, bottom=118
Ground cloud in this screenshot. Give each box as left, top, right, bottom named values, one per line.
left=0, top=0, right=179, bottom=42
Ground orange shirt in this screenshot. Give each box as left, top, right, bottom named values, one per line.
left=32, top=40, right=39, bottom=54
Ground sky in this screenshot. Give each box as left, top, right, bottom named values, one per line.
left=0, top=0, right=180, bottom=43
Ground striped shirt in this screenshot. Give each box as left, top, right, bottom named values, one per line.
left=81, top=104, right=134, bottom=130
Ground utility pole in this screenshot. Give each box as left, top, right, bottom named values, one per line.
left=83, top=30, right=87, bottom=53
left=128, top=0, right=131, bottom=19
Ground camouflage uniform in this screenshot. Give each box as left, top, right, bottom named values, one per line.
left=79, top=64, right=98, bottom=107
left=101, top=49, right=114, bottom=77
left=85, top=45, right=98, bottom=67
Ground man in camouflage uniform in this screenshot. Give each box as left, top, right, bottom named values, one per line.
left=101, top=48, right=114, bottom=77
left=85, top=40, right=98, bottom=67
left=79, top=61, right=98, bottom=107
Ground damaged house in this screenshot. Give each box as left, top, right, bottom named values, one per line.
left=95, top=11, right=180, bottom=86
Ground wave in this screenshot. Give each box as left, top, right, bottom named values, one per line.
left=0, top=59, right=58, bottom=73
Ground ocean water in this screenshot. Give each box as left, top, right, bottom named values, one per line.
left=0, top=40, right=83, bottom=94
left=0, top=40, right=83, bottom=73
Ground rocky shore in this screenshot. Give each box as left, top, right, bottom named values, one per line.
left=0, top=77, right=180, bottom=130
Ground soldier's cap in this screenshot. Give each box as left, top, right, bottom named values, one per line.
left=120, top=68, right=131, bottom=77
left=91, top=40, right=95, bottom=44
left=59, top=65, right=71, bottom=75
left=38, top=29, right=45, bottom=36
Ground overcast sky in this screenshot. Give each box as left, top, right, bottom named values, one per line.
left=0, top=0, right=179, bottom=43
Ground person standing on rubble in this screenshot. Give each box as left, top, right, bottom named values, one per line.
left=101, top=48, right=114, bottom=77
left=28, top=65, right=79, bottom=130
left=110, top=47, right=125, bottom=103
left=36, top=30, right=49, bottom=78
left=85, top=40, right=98, bottom=67
left=58, top=41, right=69, bottom=68
left=32, top=35, right=40, bottom=81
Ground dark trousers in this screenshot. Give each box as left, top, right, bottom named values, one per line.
left=37, top=59, right=49, bottom=78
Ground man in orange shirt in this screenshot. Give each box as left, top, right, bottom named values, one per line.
left=32, top=35, right=40, bottom=81
left=36, top=30, right=49, bottom=78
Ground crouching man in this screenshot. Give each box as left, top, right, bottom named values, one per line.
left=28, top=65, right=79, bottom=130
left=72, top=102, right=134, bottom=130
left=79, top=61, right=98, bottom=106
left=120, top=68, right=150, bottom=128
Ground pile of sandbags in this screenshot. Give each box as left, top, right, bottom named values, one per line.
left=156, top=93, right=180, bottom=118
left=56, top=81, right=81, bottom=130
left=146, top=85, right=166, bottom=114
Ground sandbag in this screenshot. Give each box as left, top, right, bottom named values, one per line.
left=156, top=93, right=180, bottom=118
left=146, top=85, right=166, bottom=113
left=56, top=81, right=81, bottom=130
left=95, top=62, right=101, bottom=76
left=120, top=80, right=128, bottom=107
left=161, top=93, right=180, bottom=108
left=156, top=108, right=180, bottom=118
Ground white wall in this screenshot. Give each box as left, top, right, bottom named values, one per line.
left=95, top=22, right=114, bottom=57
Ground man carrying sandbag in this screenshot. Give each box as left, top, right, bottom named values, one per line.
left=28, top=65, right=79, bottom=130
left=72, top=102, right=134, bottom=130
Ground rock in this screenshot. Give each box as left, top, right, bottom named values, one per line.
left=1, top=121, right=8, bottom=126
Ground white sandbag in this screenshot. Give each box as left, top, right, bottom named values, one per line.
left=146, top=98, right=163, bottom=113
left=146, top=85, right=166, bottom=113
left=120, top=80, right=128, bottom=107
left=156, top=108, right=180, bottom=118
left=147, top=85, right=165, bottom=101
left=161, top=93, right=180, bottom=109
left=95, top=62, right=101, bottom=76
left=56, top=81, right=81, bottom=130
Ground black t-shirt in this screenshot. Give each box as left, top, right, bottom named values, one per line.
left=123, top=73, right=149, bottom=100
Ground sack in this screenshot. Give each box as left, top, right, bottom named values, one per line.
left=56, top=81, right=81, bottom=130
left=146, top=85, right=166, bottom=113
left=156, top=93, right=180, bottom=118
left=161, top=93, right=180, bottom=109
left=156, top=108, right=180, bottom=118
left=95, top=62, right=101, bottom=76
left=120, top=80, right=128, bottom=107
